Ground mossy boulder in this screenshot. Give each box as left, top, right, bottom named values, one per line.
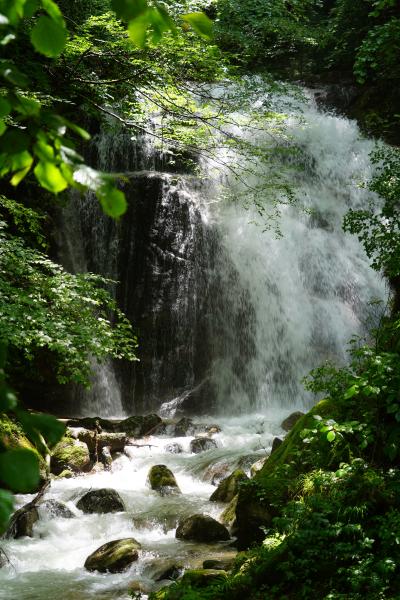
left=190, top=437, right=218, bottom=453
left=84, top=538, right=141, bottom=573
left=77, top=430, right=127, bottom=453
left=0, top=414, right=47, bottom=484
left=271, top=437, right=283, bottom=453
left=5, top=504, right=38, bottom=538
left=147, top=465, right=180, bottom=496
left=56, top=469, right=73, bottom=479
left=176, top=514, right=230, bottom=542
left=203, top=558, right=235, bottom=571
left=77, top=488, right=125, bottom=513
left=174, top=417, right=196, bottom=436
left=51, top=436, right=91, bottom=475
left=66, top=414, right=162, bottom=438
left=180, top=569, right=228, bottom=588
left=210, top=469, right=248, bottom=503
left=220, top=494, right=238, bottom=527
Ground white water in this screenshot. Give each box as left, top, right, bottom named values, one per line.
left=0, top=86, right=387, bottom=598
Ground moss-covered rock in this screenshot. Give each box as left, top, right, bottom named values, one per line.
left=84, top=538, right=141, bottom=573
left=176, top=514, right=230, bottom=542
left=51, top=436, right=91, bottom=475
left=147, top=464, right=180, bottom=496
left=77, top=430, right=127, bottom=453
left=203, top=558, right=235, bottom=571
left=66, top=414, right=162, bottom=437
left=210, top=469, right=248, bottom=503
left=220, top=494, right=238, bottom=527
left=281, top=411, right=305, bottom=432
left=77, top=488, right=125, bottom=514
left=56, top=469, right=73, bottom=479
left=180, top=569, right=228, bottom=587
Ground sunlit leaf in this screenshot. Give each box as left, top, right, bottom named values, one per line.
left=41, top=0, right=64, bottom=23
left=34, top=161, right=68, bottom=193
left=30, top=16, right=67, bottom=58
left=97, top=184, right=127, bottom=217
left=0, top=489, right=14, bottom=534
left=182, top=12, right=213, bottom=40
left=128, top=13, right=149, bottom=47
left=344, top=384, right=359, bottom=399
left=0, top=449, right=40, bottom=492
left=327, top=430, right=336, bottom=443
left=112, top=0, right=148, bottom=21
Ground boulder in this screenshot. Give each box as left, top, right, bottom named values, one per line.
left=128, top=581, right=151, bottom=595
left=5, top=504, right=38, bottom=538
left=77, top=488, right=125, bottom=514
left=56, top=469, right=73, bottom=479
left=176, top=514, right=230, bottom=542
left=232, top=492, right=273, bottom=549
left=210, top=469, right=248, bottom=503
left=180, top=569, right=228, bottom=588
left=220, top=494, right=238, bottom=527
left=190, top=438, right=218, bottom=454
left=271, top=437, right=283, bottom=453
left=203, top=558, right=234, bottom=571
left=174, top=417, right=196, bottom=437
left=67, top=414, right=162, bottom=438
left=84, top=538, right=141, bottom=573
left=39, top=499, right=74, bottom=519
left=51, top=437, right=91, bottom=475
left=281, top=411, right=305, bottom=432
left=147, top=465, right=180, bottom=496
left=204, top=424, right=221, bottom=435
left=0, top=548, right=9, bottom=568
left=164, top=442, right=183, bottom=454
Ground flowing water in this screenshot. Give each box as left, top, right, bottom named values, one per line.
left=0, top=84, right=387, bottom=598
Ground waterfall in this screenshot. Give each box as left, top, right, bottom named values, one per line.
left=58, top=85, right=386, bottom=417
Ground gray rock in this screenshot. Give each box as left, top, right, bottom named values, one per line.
left=5, top=505, right=39, bottom=538
left=144, top=558, right=183, bottom=581
left=174, top=417, right=196, bottom=437
left=40, top=499, right=74, bottom=519
left=77, top=488, right=125, bottom=514
left=190, top=437, right=218, bottom=454
left=281, top=411, right=305, bottom=432
left=84, top=538, right=141, bottom=573
left=164, top=442, right=183, bottom=454
left=101, top=446, right=113, bottom=469
left=176, top=514, right=230, bottom=542
left=210, top=469, right=248, bottom=503
left=77, top=431, right=127, bottom=454
left=147, top=465, right=180, bottom=496
left=271, top=437, right=283, bottom=453
left=202, top=461, right=230, bottom=485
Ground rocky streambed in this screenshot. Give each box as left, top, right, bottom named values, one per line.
left=0, top=410, right=303, bottom=599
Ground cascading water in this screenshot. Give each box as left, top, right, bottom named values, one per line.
left=0, top=85, right=387, bottom=599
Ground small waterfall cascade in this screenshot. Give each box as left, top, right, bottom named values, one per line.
left=58, top=85, right=386, bottom=418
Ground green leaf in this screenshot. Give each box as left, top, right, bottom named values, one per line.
left=128, top=13, right=149, bottom=47
left=0, top=383, right=17, bottom=411
left=327, top=430, right=336, bottom=443
left=112, top=0, right=148, bottom=21
left=41, top=0, right=64, bottom=23
left=0, top=129, right=30, bottom=153
left=0, top=61, right=29, bottom=87
left=63, top=118, right=91, bottom=141
left=344, top=384, right=359, bottom=399
left=0, top=97, right=11, bottom=118
left=30, top=16, right=67, bottom=58
left=182, top=12, right=213, bottom=40
left=10, top=164, right=31, bottom=186
left=97, top=184, right=127, bottom=217
left=15, top=95, right=41, bottom=116
left=24, top=0, right=39, bottom=18
left=0, top=489, right=14, bottom=534
left=0, top=448, right=40, bottom=492
left=34, top=161, right=68, bottom=193
left=0, top=0, right=26, bottom=25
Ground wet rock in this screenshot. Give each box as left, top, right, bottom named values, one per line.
left=202, top=461, right=230, bottom=486
left=176, top=514, right=230, bottom=542
left=204, top=424, right=221, bottom=435
left=174, top=417, right=196, bottom=437
left=203, top=558, right=234, bottom=571
left=233, top=493, right=273, bottom=549
left=84, top=538, right=141, bottom=573
left=190, top=437, right=218, bottom=454
left=237, top=453, right=263, bottom=473
left=5, top=505, right=39, bottom=538
left=210, top=469, right=248, bottom=503
left=51, top=437, right=91, bottom=475
left=220, top=494, right=238, bottom=527
left=250, top=457, right=267, bottom=477
left=101, top=446, right=113, bottom=469
left=180, top=569, right=228, bottom=587
left=0, top=548, right=9, bottom=568
left=77, top=430, right=128, bottom=454
left=271, top=437, right=283, bottom=453
left=281, top=411, right=305, bottom=432
left=56, top=469, right=73, bottom=479
left=128, top=581, right=151, bottom=594
left=147, top=465, right=180, bottom=496
left=144, top=558, right=183, bottom=581
left=164, top=442, right=183, bottom=454
left=40, top=499, right=74, bottom=519
left=77, top=488, right=125, bottom=514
